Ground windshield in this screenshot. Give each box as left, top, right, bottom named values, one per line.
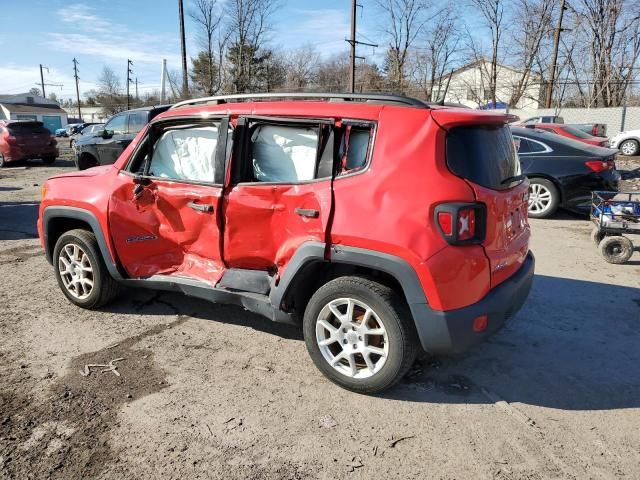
left=8, top=122, right=49, bottom=135
left=446, top=125, right=520, bottom=190
left=561, top=125, right=593, bottom=139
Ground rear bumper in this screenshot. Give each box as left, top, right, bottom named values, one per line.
left=563, top=171, right=620, bottom=213
left=411, top=251, right=535, bottom=354
left=5, top=146, right=58, bottom=162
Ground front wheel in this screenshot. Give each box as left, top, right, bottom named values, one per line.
left=53, top=229, right=120, bottom=309
left=528, top=178, right=560, bottom=219
left=599, top=236, right=633, bottom=264
left=303, top=276, right=417, bottom=394
left=619, top=139, right=639, bottom=156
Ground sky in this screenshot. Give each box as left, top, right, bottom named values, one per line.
left=0, top=0, right=388, bottom=102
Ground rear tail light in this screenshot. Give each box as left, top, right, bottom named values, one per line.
left=592, top=126, right=598, bottom=136
left=585, top=160, right=611, bottom=173
left=435, top=203, right=486, bottom=245
left=6, top=135, right=17, bottom=145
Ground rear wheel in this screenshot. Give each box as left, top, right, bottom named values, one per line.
left=303, top=276, right=417, bottom=394
left=78, top=153, right=98, bottom=170
left=53, top=229, right=120, bottom=308
left=0, top=154, right=5, bottom=168
left=528, top=178, right=559, bottom=219
left=42, top=156, right=56, bottom=165
left=599, top=236, right=633, bottom=264
left=619, top=139, right=639, bottom=156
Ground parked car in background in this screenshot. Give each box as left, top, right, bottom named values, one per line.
left=571, top=123, right=607, bottom=138
left=0, top=120, right=58, bottom=167
left=529, top=123, right=609, bottom=147
left=609, top=129, right=640, bottom=156
left=54, top=127, right=67, bottom=137
left=74, top=105, right=170, bottom=170
left=37, top=92, right=534, bottom=393
left=511, top=126, right=619, bottom=218
left=70, top=123, right=105, bottom=148
left=519, top=115, right=565, bottom=125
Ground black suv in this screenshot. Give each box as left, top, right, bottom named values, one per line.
left=74, top=105, right=170, bottom=170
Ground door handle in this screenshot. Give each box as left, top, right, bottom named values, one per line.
left=295, top=208, right=319, bottom=218
left=188, top=201, right=214, bottom=213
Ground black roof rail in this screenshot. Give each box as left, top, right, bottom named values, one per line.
left=170, top=92, right=429, bottom=110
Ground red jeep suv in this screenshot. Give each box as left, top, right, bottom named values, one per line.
left=38, top=93, right=534, bottom=393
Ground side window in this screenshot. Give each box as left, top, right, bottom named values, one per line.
left=105, top=114, right=126, bottom=134
left=514, top=136, right=531, bottom=154
left=250, top=124, right=319, bottom=183
left=338, top=125, right=372, bottom=174
left=147, top=124, right=223, bottom=183
left=128, top=112, right=147, bottom=134
left=528, top=139, right=549, bottom=153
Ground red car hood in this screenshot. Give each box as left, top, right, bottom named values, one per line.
left=49, top=165, right=113, bottom=180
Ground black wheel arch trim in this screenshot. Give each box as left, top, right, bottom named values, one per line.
left=270, top=241, right=429, bottom=310
left=42, top=206, right=124, bottom=280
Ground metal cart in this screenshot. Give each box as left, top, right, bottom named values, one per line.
left=591, top=191, right=640, bottom=264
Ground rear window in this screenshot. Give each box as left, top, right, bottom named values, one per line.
left=561, top=125, right=592, bottom=139
left=7, top=122, right=49, bottom=135
left=446, top=125, right=519, bottom=190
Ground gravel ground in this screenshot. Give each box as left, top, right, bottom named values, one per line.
left=0, top=148, right=639, bottom=479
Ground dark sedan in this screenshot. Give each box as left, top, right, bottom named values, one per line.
left=74, top=105, right=170, bottom=170
left=511, top=127, right=620, bottom=218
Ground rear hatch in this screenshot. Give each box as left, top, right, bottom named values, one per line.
left=8, top=122, right=53, bottom=153
left=443, top=120, right=530, bottom=287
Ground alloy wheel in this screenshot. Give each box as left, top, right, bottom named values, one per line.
left=58, top=243, right=94, bottom=299
left=620, top=140, right=637, bottom=156
left=315, top=298, right=389, bottom=379
left=528, top=183, right=552, bottom=215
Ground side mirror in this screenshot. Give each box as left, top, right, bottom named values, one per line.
left=100, top=129, right=114, bottom=139
left=132, top=175, right=152, bottom=199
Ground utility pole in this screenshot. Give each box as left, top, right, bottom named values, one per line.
left=126, top=59, right=134, bottom=110
left=40, top=64, right=46, bottom=98
left=545, top=0, right=567, bottom=108
left=135, top=77, right=139, bottom=101
left=178, top=0, right=189, bottom=98
left=73, top=58, right=82, bottom=121
left=160, top=59, right=167, bottom=103
left=346, top=1, right=377, bottom=93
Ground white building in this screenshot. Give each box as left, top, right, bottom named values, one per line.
left=0, top=93, right=68, bottom=131
left=436, top=60, right=542, bottom=110
left=63, top=106, right=108, bottom=123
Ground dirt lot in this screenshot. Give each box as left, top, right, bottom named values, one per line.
left=1, top=148, right=639, bottom=479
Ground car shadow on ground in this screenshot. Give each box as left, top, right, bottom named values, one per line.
left=387, top=274, right=640, bottom=411
left=104, top=272, right=640, bottom=411
left=0, top=201, right=39, bottom=240
left=2, top=158, right=75, bottom=169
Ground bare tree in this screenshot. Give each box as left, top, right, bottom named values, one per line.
left=225, top=0, right=279, bottom=93
left=507, top=0, right=555, bottom=107
left=96, top=66, right=125, bottom=115
left=576, top=0, right=640, bottom=106
left=190, top=0, right=227, bottom=95
left=376, top=0, right=431, bottom=91
left=410, top=7, right=460, bottom=101
left=285, top=44, right=321, bottom=90
left=469, top=0, right=505, bottom=106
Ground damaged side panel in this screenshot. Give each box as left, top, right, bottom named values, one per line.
left=108, top=173, right=225, bottom=284
left=222, top=182, right=332, bottom=274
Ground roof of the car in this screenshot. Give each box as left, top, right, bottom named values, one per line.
left=125, top=104, right=172, bottom=113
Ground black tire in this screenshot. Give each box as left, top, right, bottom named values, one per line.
left=303, top=276, right=417, bottom=394
left=619, top=139, right=639, bottom=157
left=53, top=229, right=120, bottom=309
left=42, top=156, right=56, bottom=165
left=590, top=226, right=605, bottom=245
left=599, top=235, right=633, bottom=264
left=0, top=154, right=5, bottom=168
left=77, top=153, right=98, bottom=171
left=528, top=178, right=560, bottom=219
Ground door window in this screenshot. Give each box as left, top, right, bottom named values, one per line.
left=128, top=112, right=147, bottom=134
left=146, top=124, right=224, bottom=183
left=105, top=114, right=127, bottom=134
left=250, top=124, right=319, bottom=183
